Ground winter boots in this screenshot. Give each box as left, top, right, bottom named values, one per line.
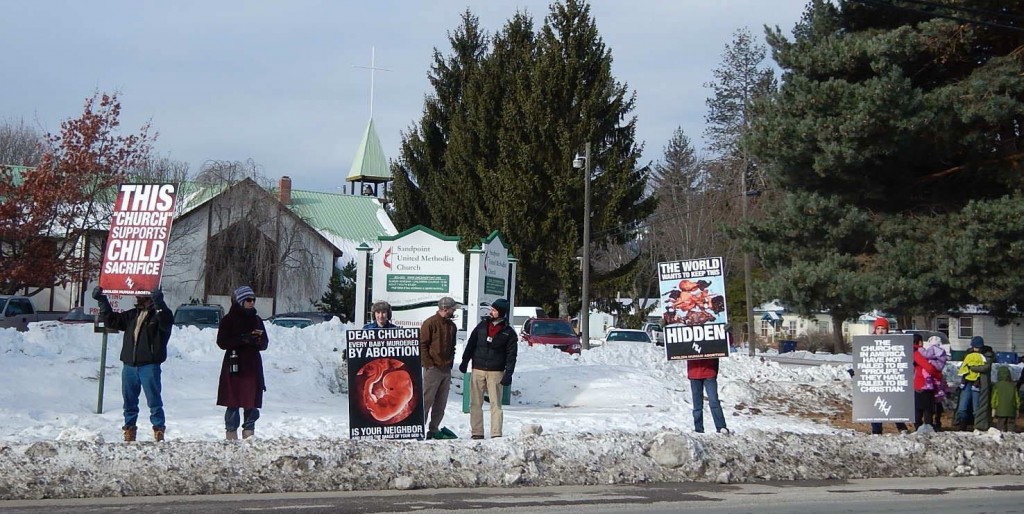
left=242, top=429, right=255, bottom=439
left=153, top=426, right=165, bottom=442
left=122, top=426, right=137, bottom=442
left=226, top=430, right=238, bottom=440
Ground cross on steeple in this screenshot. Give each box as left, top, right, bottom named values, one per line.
left=352, top=47, right=391, bottom=119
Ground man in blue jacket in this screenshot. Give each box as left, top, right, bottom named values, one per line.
left=459, top=298, right=517, bottom=439
left=93, top=286, right=174, bottom=442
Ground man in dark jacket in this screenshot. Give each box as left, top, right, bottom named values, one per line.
left=967, top=336, right=997, bottom=431
left=459, top=298, right=517, bottom=439
left=93, top=286, right=174, bottom=442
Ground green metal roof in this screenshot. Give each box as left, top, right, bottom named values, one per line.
left=346, top=118, right=391, bottom=183
left=288, top=189, right=395, bottom=243
left=0, top=165, right=32, bottom=186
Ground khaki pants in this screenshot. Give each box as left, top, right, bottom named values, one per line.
left=470, top=370, right=505, bottom=437
left=422, top=366, right=451, bottom=433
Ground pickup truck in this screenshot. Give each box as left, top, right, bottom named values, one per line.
left=0, top=295, right=66, bottom=331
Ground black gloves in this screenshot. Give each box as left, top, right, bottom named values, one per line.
left=459, top=361, right=468, bottom=374
left=91, top=286, right=105, bottom=300
left=500, top=372, right=512, bottom=386
left=151, top=288, right=166, bottom=308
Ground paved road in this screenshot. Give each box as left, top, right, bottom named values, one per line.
left=2, top=475, right=1021, bottom=513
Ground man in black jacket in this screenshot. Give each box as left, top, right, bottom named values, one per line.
left=459, top=298, right=517, bottom=439
left=93, top=286, right=174, bottom=442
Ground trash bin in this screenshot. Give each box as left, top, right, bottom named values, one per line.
left=779, top=340, right=797, bottom=354
left=462, top=371, right=511, bottom=413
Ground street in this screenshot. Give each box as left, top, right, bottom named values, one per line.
left=2, top=475, right=1022, bottom=513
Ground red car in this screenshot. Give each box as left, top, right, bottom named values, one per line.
left=520, top=317, right=582, bottom=354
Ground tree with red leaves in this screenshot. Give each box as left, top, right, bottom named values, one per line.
left=0, top=92, right=154, bottom=295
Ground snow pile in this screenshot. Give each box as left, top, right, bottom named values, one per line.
left=0, top=321, right=1021, bottom=500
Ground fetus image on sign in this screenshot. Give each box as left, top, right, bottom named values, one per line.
left=355, top=358, right=416, bottom=424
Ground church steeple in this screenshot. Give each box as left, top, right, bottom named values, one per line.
left=347, top=47, right=392, bottom=197
left=346, top=118, right=390, bottom=184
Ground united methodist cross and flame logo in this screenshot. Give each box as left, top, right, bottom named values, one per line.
left=383, top=247, right=393, bottom=269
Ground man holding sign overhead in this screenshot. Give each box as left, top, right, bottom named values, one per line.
left=96, top=183, right=178, bottom=442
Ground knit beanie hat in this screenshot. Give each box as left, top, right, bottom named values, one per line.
left=491, top=298, right=510, bottom=318
left=234, top=285, right=255, bottom=304
left=924, top=336, right=942, bottom=349
left=873, top=317, right=890, bottom=331
left=970, top=336, right=984, bottom=348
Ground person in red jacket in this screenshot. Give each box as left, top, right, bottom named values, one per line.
left=688, top=357, right=729, bottom=434
left=913, top=334, right=945, bottom=430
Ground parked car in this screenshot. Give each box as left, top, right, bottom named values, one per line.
left=173, top=304, right=224, bottom=329
left=268, top=312, right=337, bottom=325
left=641, top=322, right=665, bottom=346
left=0, top=295, right=66, bottom=331
left=60, top=306, right=96, bottom=324
left=602, top=328, right=655, bottom=346
left=269, top=317, right=314, bottom=329
left=512, top=306, right=545, bottom=334
left=520, top=317, right=581, bottom=354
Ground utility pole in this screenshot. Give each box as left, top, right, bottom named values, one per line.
left=581, top=142, right=592, bottom=350
left=742, top=163, right=756, bottom=356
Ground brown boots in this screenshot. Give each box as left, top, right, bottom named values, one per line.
left=122, top=426, right=164, bottom=442
left=226, top=429, right=254, bottom=440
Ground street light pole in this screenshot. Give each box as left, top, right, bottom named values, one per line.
left=742, top=164, right=756, bottom=357
left=573, top=143, right=593, bottom=349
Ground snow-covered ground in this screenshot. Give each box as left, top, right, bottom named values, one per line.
left=1, top=320, right=1021, bottom=500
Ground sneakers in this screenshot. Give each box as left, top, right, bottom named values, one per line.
left=153, top=426, right=165, bottom=442
left=122, top=426, right=137, bottom=442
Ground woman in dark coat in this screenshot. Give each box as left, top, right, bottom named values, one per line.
left=216, top=285, right=269, bottom=439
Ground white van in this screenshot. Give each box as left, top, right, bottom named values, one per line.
left=512, top=306, right=545, bottom=334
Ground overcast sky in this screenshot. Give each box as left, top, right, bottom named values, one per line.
left=0, top=1, right=808, bottom=193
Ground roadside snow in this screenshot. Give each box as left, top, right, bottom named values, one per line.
left=1, top=321, right=1021, bottom=500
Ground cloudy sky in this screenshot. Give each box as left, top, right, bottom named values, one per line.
left=1, top=1, right=808, bottom=193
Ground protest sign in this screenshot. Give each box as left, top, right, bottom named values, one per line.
left=657, top=257, right=730, bottom=360
left=99, top=183, right=176, bottom=294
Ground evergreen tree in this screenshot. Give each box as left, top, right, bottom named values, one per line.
left=391, top=0, right=654, bottom=310
left=743, top=0, right=1024, bottom=335
left=390, top=10, right=488, bottom=230
left=315, top=261, right=357, bottom=322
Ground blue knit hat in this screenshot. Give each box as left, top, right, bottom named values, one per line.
left=234, top=285, right=255, bottom=304
left=970, top=336, right=984, bottom=348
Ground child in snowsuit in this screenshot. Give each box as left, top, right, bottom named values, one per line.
left=991, top=366, right=1020, bottom=432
